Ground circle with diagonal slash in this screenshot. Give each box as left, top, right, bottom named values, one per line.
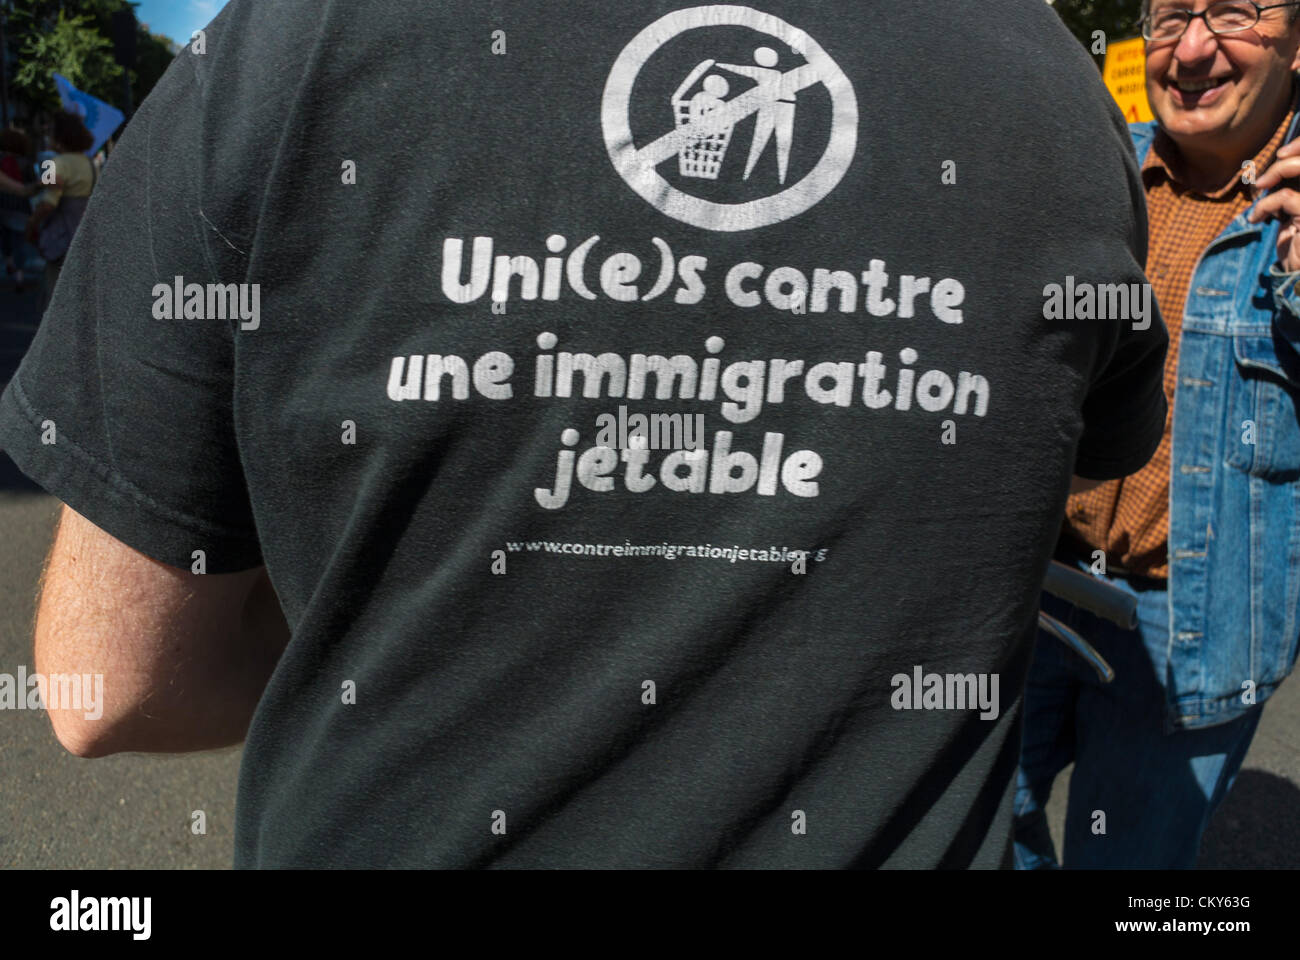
left=601, top=5, right=858, bottom=232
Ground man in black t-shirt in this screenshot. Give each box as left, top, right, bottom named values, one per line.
left=0, top=1, right=1167, bottom=867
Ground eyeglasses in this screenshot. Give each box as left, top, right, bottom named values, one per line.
left=1141, top=0, right=1300, bottom=41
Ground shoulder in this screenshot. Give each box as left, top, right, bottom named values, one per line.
left=47, top=155, right=93, bottom=197
left=54, top=153, right=90, bottom=173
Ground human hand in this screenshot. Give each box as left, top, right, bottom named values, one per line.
left=1248, top=139, right=1300, bottom=272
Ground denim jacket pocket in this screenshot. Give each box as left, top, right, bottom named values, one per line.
left=1229, top=328, right=1300, bottom=481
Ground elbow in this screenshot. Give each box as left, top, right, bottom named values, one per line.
left=47, top=709, right=120, bottom=759
left=36, top=660, right=125, bottom=758
left=35, top=622, right=127, bottom=758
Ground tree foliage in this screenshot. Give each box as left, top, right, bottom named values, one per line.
left=1050, top=0, right=1146, bottom=65
left=132, top=28, right=178, bottom=108
left=12, top=10, right=121, bottom=113
left=4, top=0, right=180, bottom=117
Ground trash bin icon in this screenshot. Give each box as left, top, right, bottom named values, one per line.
left=673, top=60, right=734, bottom=180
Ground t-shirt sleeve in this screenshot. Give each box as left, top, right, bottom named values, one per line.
left=1072, top=124, right=1170, bottom=482
left=0, top=51, right=262, bottom=573
left=1074, top=325, right=1168, bottom=480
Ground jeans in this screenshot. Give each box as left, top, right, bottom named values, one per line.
left=1014, top=569, right=1264, bottom=869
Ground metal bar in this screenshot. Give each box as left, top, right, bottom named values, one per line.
left=1038, top=611, right=1115, bottom=683
left=1042, top=559, right=1138, bottom=629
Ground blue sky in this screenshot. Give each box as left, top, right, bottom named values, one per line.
left=134, top=0, right=231, bottom=47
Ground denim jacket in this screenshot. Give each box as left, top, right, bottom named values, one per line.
left=1129, top=118, right=1300, bottom=731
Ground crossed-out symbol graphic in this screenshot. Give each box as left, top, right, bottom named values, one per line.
left=673, top=46, right=802, bottom=184
left=602, top=5, right=859, bottom=232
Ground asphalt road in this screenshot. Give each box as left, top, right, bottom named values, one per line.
left=1, top=278, right=1297, bottom=869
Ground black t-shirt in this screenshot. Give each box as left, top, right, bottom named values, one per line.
left=0, top=0, right=1167, bottom=867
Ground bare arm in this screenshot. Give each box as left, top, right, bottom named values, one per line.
left=715, top=63, right=764, bottom=79
left=0, top=169, right=34, bottom=196
left=35, top=505, right=290, bottom=757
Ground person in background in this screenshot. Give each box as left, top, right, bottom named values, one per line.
left=24, top=111, right=96, bottom=314
left=1016, top=0, right=1300, bottom=869
left=0, top=127, right=35, bottom=192
left=0, top=128, right=37, bottom=292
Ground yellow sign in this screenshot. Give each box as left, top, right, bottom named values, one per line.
left=1103, top=36, right=1153, bottom=124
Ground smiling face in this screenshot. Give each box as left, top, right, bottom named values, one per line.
left=1145, top=1, right=1300, bottom=170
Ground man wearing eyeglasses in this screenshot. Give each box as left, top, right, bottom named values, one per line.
left=1016, top=0, right=1300, bottom=869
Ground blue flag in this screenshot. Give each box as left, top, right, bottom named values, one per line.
left=52, top=73, right=126, bottom=157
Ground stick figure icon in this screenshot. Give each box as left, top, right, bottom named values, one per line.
left=715, top=46, right=796, bottom=184
left=692, top=74, right=731, bottom=121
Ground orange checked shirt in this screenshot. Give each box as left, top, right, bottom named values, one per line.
left=1063, top=92, right=1298, bottom=580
